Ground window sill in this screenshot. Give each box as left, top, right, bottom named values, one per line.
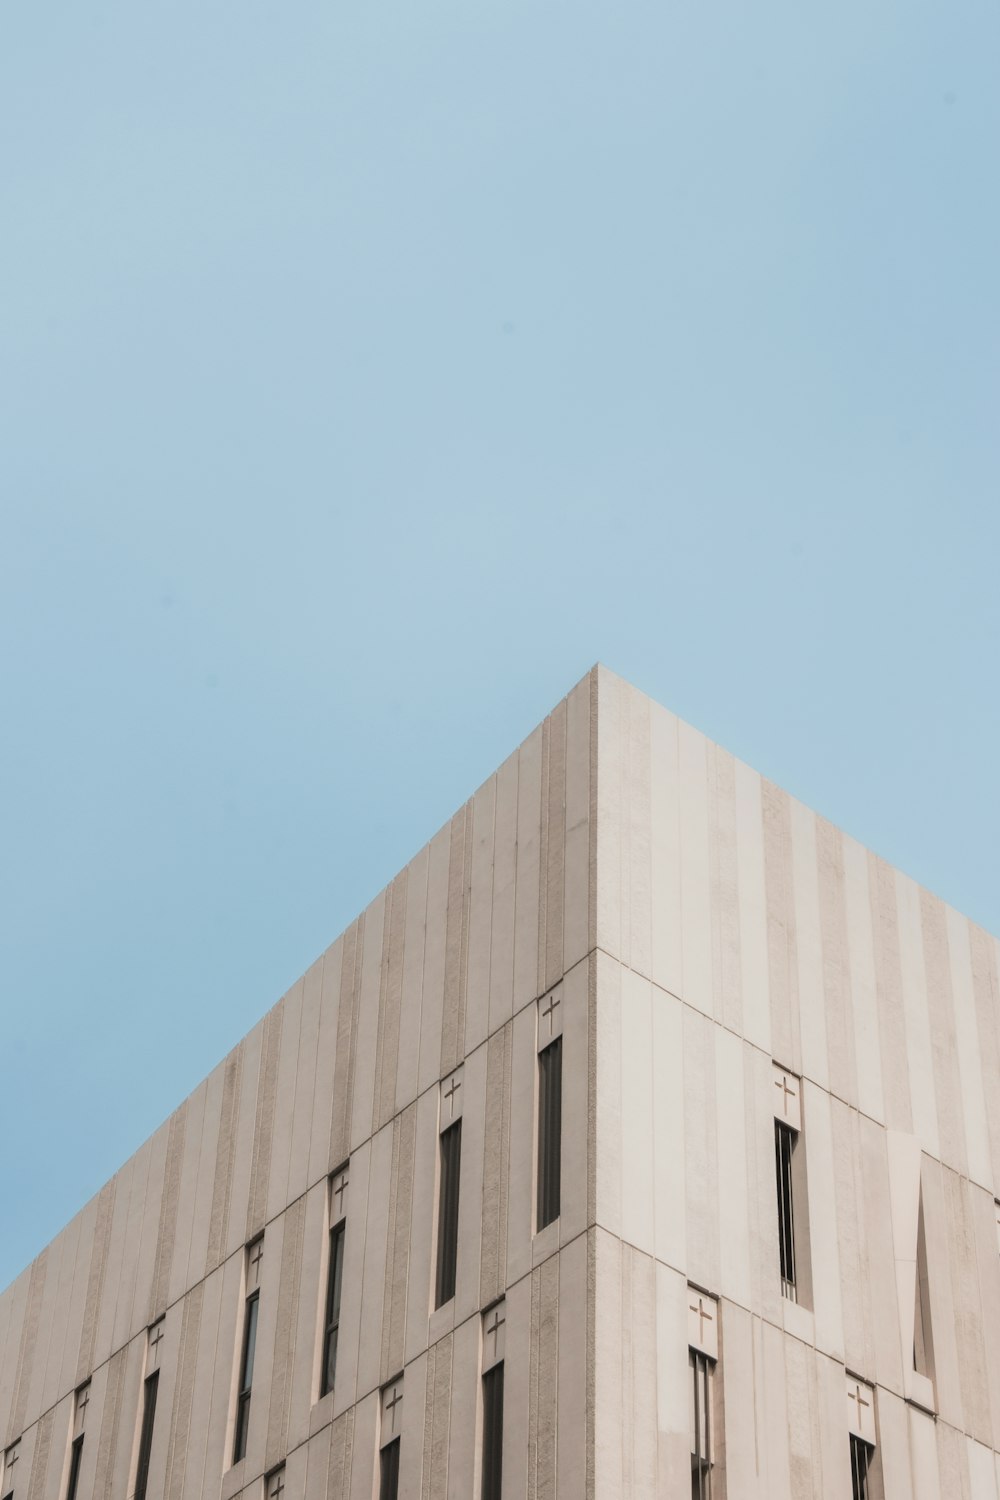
left=532, top=1217, right=560, bottom=1264
left=781, top=1299, right=815, bottom=1346
left=905, top=1372, right=936, bottom=1416
left=221, top=1459, right=246, bottom=1500
left=309, top=1389, right=336, bottom=1437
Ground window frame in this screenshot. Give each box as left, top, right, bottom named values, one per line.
left=537, top=1035, right=563, bottom=1232
left=320, top=1219, right=346, bottom=1398
left=435, top=1118, right=462, bottom=1308
left=134, top=1369, right=159, bottom=1500
left=233, top=1287, right=260, bottom=1464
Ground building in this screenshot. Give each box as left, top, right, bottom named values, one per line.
left=2, top=666, right=1000, bottom=1500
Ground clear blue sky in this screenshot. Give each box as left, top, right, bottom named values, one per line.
left=1, top=1, right=997, bottom=1291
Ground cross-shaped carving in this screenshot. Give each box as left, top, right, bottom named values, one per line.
left=333, top=1174, right=349, bottom=1216
left=774, top=1074, right=797, bottom=1117
left=848, top=1383, right=870, bottom=1420
left=250, top=1240, right=264, bottom=1279
left=384, top=1384, right=403, bottom=1434
left=268, top=1471, right=285, bottom=1500
left=5, top=1445, right=19, bottom=1475
left=689, top=1297, right=714, bottom=1341
left=78, top=1385, right=90, bottom=1420
left=149, top=1323, right=164, bottom=1363
left=443, top=1076, right=461, bottom=1118
left=485, top=1306, right=506, bottom=1360
left=541, top=991, right=561, bottom=1037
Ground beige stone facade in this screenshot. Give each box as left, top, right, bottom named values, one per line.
left=2, top=666, right=999, bottom=1498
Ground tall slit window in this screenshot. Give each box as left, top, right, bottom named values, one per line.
left=481, top=1298, right=506, bottom=1500
left=537, top=1038, right=562, bottom=1230
left=379, top=1380, right=403, bottom=1500
left=435, top=1070, right=463, bottom=1310
left=233, top=1236, right=263, bottom=1465
left=2, top=1441, right=20, bottom=1500
left=775, top=1120, right=797, bottom=1298
left=536, top=986, right=564, bottom=1233
left=65, top=1382, right=89, bottom=1500
left=690, top=1350, right=713, bottom=1500
left=134, top=1371, right=159, bottom=1500
left=436, top=1121, right=462, bottom=1307
left=773, top=1065, right=809, bottom=1304
left=687, top=1288, right=719, bottom=1500
left=321, top=1165, right=349, bottom=1398
left=850, top=1435, right=872, bottom=1500
left=846, top=1377, right=880, bottom=1500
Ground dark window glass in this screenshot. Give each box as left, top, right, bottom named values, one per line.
left=850, top=1434, right=872, bottom=1500
left=537, top=1038, right=562, bottom=1230
left=65, top=1436, right=84, bottom=1500
left=379, top=1438, right=400, bottom=1500
left=690, top=1349, right=712, bottom=1500
left=775, top=1121, right=797, bottom=1299
left=233, top=1290, right=259, bottom=1463
left=481, top=1363, right=504, bottom=1500
left=321, top=1221, right=346, bottom=1397
left=134, top=1370, right=159, bottom=1500
left=435, top=1120, right=462, bottom=1308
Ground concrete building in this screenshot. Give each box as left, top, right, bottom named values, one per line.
left=3, top=666, right=1000, bottom=1500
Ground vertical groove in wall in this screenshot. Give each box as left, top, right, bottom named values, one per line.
left=969, top=925, right=1000, bottom=1178
left=537, top=716, right=552, bottom=998
left=816, top=820, right=856, bottom=1105
left=588, top=668, right=598, bottom=956
left=920, top=890, right=967, bottom=1173
left=868, top=854, right=912, bottom=1131
left=330, top=919, right=364, bottom=1171
left=375, top=871, right=408, bottom=1134
left=382, top=1102, right=416, bottom=1382
left=528, top=1265, right=541, bottom=1500
left=150, top=1102, right=188, bottom=1323
left=92, top=1345, right=127, bottom=1499
left=586, top=1228, right=597, bottom=1500
left=709, top=745, right=742, bottom=1033
left=265, top=1197, right=305, bottom=1473
left=207, top=1046, right=244, bottom=1270
left=538, top=1254, right=559, bottom=1500
left=421, top=1334, right=453, bottom=1498
left=77, top=1178, right=117, bottom=1386
left=246, top=1004, right=285, bottom=1242
left=164, top=1279, right=204, bottom=1500
left=544, top=701, right=567, bottom=995
left=761, top=782, right=800, bottom=1067
left=441, top=804, right=472, bottom=1077
left=620, top=1249, right=633, bottom=1496
left=480, top=1024, right=513, bottom=1306
left=327, top=1407, right=354, bottom=1498
left=24, top=1406, right=52, bottom=1500
left=8, top=1249, right=48, bottom=1443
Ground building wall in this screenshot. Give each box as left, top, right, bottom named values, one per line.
left=5, top=664, right=1000, bottom=1500
left=0, top=671, right=596, bottom=1500
left=592, top=667, right=1000, bottom=1498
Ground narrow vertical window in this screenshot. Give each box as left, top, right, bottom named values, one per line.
left=481, top=1299, right=506, bottom=1500
left=65, top=1439, right=84, bottom=1500
left=233, top=1235, right=264, bottom=1465
left=846, top=1376, right=880, bottom=1500
left=2, top=1441, right=21, bottom=1500
left=687, top=1288, right=719, bottom=1500
left=913, top=1197, right=934, bottom=1383
left=849, top=1434, right=872, bottom=1500
left=537, top=1037, right=562, bottom=1230
left=482, top=1363, right=504, bottom=1500
left=436, top=1119, right=462, bottom=1308
left=65, top=1381, right=89, bottom=1500
left=321, top=1220, right=346, bottom=1397
left=775, top=1120, right=797, bottom=1298
left=379, top=1439, right=400, bottom=1500
left=690, top=1350, right=713, bottom=1499
left=379, top=1380, right=403, bottom=1500
left=773, top=1065, right=809, bottom=1304
left=134, top=1371, right=159, bottom=1500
